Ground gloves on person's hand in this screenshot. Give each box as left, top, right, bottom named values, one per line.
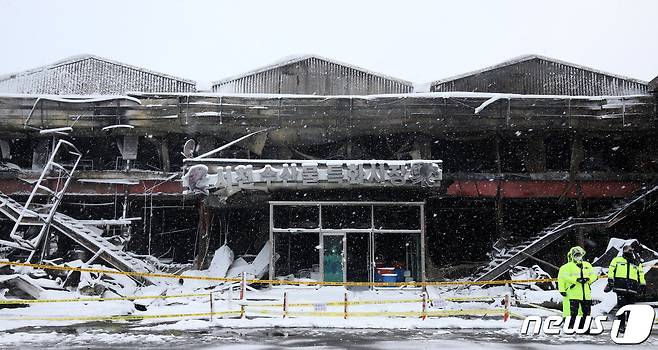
left=604, top=284, right=612, bottom=293
left=576, top=277, right=589, bottom=284
left=639, top=285, right=647, bottom=294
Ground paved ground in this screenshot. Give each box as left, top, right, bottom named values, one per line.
left=1, top=324, right=657, bottom=349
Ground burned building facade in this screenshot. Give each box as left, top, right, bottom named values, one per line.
left=0, top=54, right=656, bottom=287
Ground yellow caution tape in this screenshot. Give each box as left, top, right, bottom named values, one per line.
left=0, top=310, right=242, bottom=322
left=248, top=308, right=510, bottom=318
left=444, top=296, right=500, bottom=302
left=248, top=298, right=426, bottom=308
left=1, top=261, right=583, bottom=287
left=1, top=309, right=513, bottom=321
left=0, top=293, right=502, bottom=307
left=246, top=296, right=500, bottom=309
left=2, top=308, right=526, bottom=322
left=0, top=293, right=214, bottom=305
left=1, top=261, right=242, bottom=283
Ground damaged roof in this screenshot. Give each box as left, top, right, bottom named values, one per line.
left=430, top=54, right=649, bottom=96
left=0, top=54, right=197, bottom=95
left=212, top=54, right=413, bottom=95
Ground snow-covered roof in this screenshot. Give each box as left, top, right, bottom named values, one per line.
left=0, top=54, right=196, bottom=85
left=126, top=91, right=650, bottom=100
left=0, top=54, right=197, bottom=95
left=212, top=54, right=413, bottom=86
left=430, top=54, right=648, bottom=86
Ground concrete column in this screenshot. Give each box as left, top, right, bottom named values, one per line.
left=194, top=198, right=211, bottom=269
left=160, top=138, right=170, bottom=172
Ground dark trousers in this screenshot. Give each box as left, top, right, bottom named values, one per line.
left=568, top=299, right=592, bottom=329
left=616, top=293, right=636, bottom=330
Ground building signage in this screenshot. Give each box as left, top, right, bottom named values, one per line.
left=183, top=160, right=442, bottom=193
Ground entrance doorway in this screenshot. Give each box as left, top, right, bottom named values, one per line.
left=319, top=232, right=370, bottom=283
left=322, top=233, right=345, bottom=282
left=270, top=201, right=426, bottom=283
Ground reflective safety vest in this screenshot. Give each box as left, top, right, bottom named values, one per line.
left=608, top=256, right=646, bottom=294
left=558, top=261, right=597, bottom=301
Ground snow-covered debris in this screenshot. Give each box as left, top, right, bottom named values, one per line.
left=182, top=164, right=211, bottom=194
left=0, top=275, right=46, bottom=299
left=509, top=265, right=555, bottom=291
left=208, top=245, right=234, bottom=279
left=226, top=240, right=274, bottom=279
left=592, top=237, right=658, bottom=269
left=474, top=96, right=506, bottom=114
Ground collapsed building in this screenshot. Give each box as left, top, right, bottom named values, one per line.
left=0, top=53, right=656, bottom=290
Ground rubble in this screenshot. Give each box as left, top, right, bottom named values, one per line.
left=0, top=275, right=46, bottom=300
left=207, top=245, right=234, bottom=279
left=509, top=265, right=555, bottom=291
left=592, top=237, right=658, bottom=268
left=226, top=240, right=274, bottom=279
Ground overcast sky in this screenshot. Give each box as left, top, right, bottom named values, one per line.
left=1, top=0, right=657, bottom=88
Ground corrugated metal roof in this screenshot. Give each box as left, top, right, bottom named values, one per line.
left=0, top=54, right=196, bottom=95
left=430, top=54, right=648, bottom=86
left=212, top=54, right=413, bottom=86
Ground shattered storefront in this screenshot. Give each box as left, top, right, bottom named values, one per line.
left=183, top=159, right=442, bottom=283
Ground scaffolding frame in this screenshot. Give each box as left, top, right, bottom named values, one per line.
left=8, top=139, right=82, bottom=261
left=268, top=201, right=426, bottom=283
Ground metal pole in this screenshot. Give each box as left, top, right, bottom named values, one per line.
left=370, top=204, right=374, bottom=289
left=319, top=204, right=323, bottom=282
left=209, top=292, right=214, bottom=322
left=420, top=202, right=426, bottom=282
left=283, top=291, right=288, bottom=319
left=344, top=292, right=348, bottom=320
left=421, top=292, right=427, bottom=320
left=269, top=202, right=274, bottom=281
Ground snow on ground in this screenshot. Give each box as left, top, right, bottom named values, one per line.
left=0, top=281, right=645, bottom=331
left=0, top=270, right=655, bottom=350
left=139, top=316, right=522, bottom=331
left=0, top=281, right=656, bottom=349
left=0, top=327, right=656, bottom=349
left=0, top=284, right=520, bottom=332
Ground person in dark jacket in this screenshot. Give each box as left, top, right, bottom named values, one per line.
left=605, top=243, right=647, bottom=332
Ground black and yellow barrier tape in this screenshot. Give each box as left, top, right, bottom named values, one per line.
left=0, top=310, right=242, bottom=322
left=1, top=261, right=581, bottom=287
left=246, top=296, right=501, bottom=308
left=246, top=298, right=426, bottom=308
left=248, top=308, right=522, bottom=319
left=0, top=293, right=212, bottom=305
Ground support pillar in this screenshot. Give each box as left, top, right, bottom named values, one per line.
left=194, top=197, right=211, bottom=269
left=494, top=135, right=507, bottom=240
left=575, top=182, right=585, bottom=247
left=160, top=138, right=170, bottom=172
left=569, top=133, right=585, bottom=246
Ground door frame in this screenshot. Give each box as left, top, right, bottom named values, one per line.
left=320, top=231, right=346, bottom=283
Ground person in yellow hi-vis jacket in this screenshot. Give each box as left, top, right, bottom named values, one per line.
left=558, top=246, right=598, bottom=329
left=604, top=243, right=646, bottom=333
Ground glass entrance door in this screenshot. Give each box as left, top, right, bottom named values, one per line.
left=322, top=233, right=345, bottom=282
